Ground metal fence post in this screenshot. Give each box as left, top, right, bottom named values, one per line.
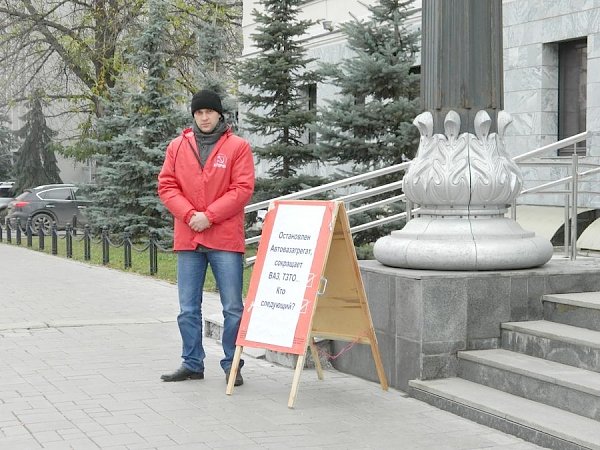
left=51, top=223, right=58, bottom=255
left=38, top=225, right=45, bottom=251
left=65, top=224, right=73, bottom=258
left=102, top=226, right=109, bottom=265
left=123, top=231, right=131, bottom=269
left=15, top=218, right=21, bottom=245
left=6, top=220, right=11, bottom=244
left=26, top=218, right=32, bottom=247
left=84, top=225, right=91, bottom=261
left=570, top=153, right=579, bottom=261
left=564, top=190, right=570, bottom=258
left=149, top=232, right=158, bottom=275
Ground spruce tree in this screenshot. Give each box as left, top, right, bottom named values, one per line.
left=317, top=0, right=420, bottom=167
left=195, top=5, right=233, bottom=90
left=12, top=95, right=62, bottom=194
left=237, top=0, right=323, bottom=202
left=315, top=0, right=421, bottom=248
left=195, top=4, right=239, bottom=128
left=0, top=112, right=14, bottom=180
left=85, top=0, right=188, bottom=241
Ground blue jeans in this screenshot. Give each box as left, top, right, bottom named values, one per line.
left=176, top=250, right=244, bottom=373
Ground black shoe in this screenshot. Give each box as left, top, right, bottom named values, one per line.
left=225, top=369, right=243, bottom=386
left=161, top=365, right=204, bottom=382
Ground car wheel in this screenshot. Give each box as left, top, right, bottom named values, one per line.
left=31, top=212, right=54, bottom=234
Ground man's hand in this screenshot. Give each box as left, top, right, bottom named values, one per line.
left=188, top=211, right=211, bottom=232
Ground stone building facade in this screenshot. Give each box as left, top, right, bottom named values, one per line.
left=241, top=0, right=600, bottom=209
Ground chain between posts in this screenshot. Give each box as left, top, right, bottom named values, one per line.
left=0, top=221, right=167, bottom=275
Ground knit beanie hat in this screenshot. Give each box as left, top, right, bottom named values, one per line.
left=191, top=89, right=223, bottom=116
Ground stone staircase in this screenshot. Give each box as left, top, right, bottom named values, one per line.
left=409, top=292, right=600, bottom=450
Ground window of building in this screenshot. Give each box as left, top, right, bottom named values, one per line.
left=558, top=38, right=587, bottom=156
left=409, top=65, right=421, bottom=75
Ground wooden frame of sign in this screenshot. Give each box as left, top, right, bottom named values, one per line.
left=226, top=200, right=388, bottom=408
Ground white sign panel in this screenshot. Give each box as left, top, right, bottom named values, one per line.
left=244, top=203, right=326, bottom=347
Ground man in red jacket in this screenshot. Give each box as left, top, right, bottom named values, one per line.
left=158, top=89, right=255, bottom=386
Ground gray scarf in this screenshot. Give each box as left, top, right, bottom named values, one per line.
left=192, top=119, right=228, bottom=167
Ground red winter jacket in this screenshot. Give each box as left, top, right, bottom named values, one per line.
left=158, top=126, right=255, bottom=252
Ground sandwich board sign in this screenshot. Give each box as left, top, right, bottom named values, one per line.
left=226, top=200, right=388, bottom=408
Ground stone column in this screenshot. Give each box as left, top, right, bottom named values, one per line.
left=421, top=0, right=503, bottom=134
left=373, top=0, right=553, bottom=270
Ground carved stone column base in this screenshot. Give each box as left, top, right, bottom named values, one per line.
left=373, top=216, right=553, bottom=270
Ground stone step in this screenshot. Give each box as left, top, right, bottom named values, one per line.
left=204, top=313, right=332, bottom=369
left=409, top=377, right=600, bottom=450
left=502, top=320, right=600, bottom=373
left=459, top=348, right=600, bottom=420
left=543, top=292, right=600, bottom=331
left=204, top=313, right=267, bottom=359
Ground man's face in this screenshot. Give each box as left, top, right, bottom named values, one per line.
left=194, top=109, right=221, bottom=133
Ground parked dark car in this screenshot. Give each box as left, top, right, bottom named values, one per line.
left=0, top=181, right=15, bottom=224
left=6, top=184, right=91, bottom=233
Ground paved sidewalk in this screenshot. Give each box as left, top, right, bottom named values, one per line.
left=0, top=244, right=543, bottom=449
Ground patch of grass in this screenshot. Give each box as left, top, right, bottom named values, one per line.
left=2, top=235, right=256, bottom=295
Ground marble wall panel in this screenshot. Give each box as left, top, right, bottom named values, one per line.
left=541, top=14, right=585, bottom=43
left=395, top=337, right=422, bottom=390
left=587, top=84, right=600, bottom=111
left=504, top=67, right=543, bottom=92
left=520, top=43, right=544, bottom=67
left=509, top=276, right=529, bottom=322
left=504, top=44, right=543, bottom=69
left=395, top=276, right=422, bottom=342
left=546, top=272, right=600, bottom=294
left=587, top=106, right=600, bottom=131
left=504, top=135, right=557, bottom=158
left=589, top=33, right=600, bottom=58
left=421, top=278, right=468, bottom=345
left=421, top=353, right=458, bottom=381
left=506, top=112, right=536, bottom=135
left=590, top=134, right=600, bottom=157
left=541, top=65, right=559, bottom=89
left=466, top=277, right=511, bottom=341
left=363, top=270, right=395, bottom=334
left=504, top=135, right=530, bottom=158
left=541, top=88, right=558, bottom=111
left=504, top=47, right=519, bottom=69
left=542, top=43, right=559, bottom=67
left=504, top=22, right=541, bottom=49
left=526, top=275, right=546, bottom=320
left=504, top=90, right=541, bottom=113
left=587, top=58, right=600, bottom=84
left=539, top=112, right=558, bottom=135
left=331, top=328, right=397, bottom=387
left=503, top=0, right=536, bottom=27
